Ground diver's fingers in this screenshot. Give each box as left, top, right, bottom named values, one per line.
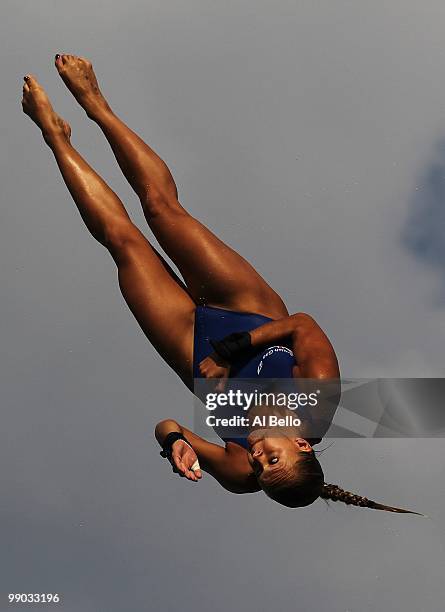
left=191, top=458, right=200, bottom=471
left=198, top=357, right=211, bottom=374
left=190, top=458, right=202, bottom=479
left=176, top=459, right=197, bottom=481
left=184, top=467, right=198, bottom=481
left=215, top=376, right=228, bottom=392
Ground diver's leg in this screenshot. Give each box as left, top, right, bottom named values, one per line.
left=22, top=75, right=195, bottom=386
left=55, top=55, right=288, bottom=319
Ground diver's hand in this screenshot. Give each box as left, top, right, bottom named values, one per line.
left=170, top=440, right=202, bottom=482
left=198, top=353, right=230, bottom=391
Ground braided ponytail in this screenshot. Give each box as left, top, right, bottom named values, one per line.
left=321, top=483, right=423, bottom=515
left=258, top=449, right=423, bottom=515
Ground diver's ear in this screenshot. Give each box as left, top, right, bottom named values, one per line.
left=293, top=438, right=313, bottom=453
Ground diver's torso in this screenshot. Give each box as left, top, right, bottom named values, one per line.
left=193, top=305, right=299, bottom=448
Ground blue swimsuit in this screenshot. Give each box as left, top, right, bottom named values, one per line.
left=193, top=305, right=296, bottom=448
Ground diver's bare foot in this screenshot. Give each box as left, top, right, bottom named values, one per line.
left=55, top=54, right=110, bottom=119
left=21, top=75, right=71, bottom=146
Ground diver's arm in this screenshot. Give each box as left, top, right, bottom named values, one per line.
left=252, top=315, right=341, bottom=437
left=155, top=420, right=259, bottom=494
left=249, top=313, right=340, bottom=380
left=289, top=315, right=340, bottom=380
left=203, top=313, right=312, bottom=377
left=208, top=312, right=339, bottom=379
left=248, top=313, right=303, bottom=346
left=155, top=418, right=183, bottom=443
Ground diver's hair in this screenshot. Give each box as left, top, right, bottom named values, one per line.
left=262, top=451, right=423, bottom=515
left=261, top=451, right=324, bottom=508
left=320, top=483, right=423, bottom=515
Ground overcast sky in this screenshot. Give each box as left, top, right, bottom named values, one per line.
left=1, top=1, right=445, bottom=610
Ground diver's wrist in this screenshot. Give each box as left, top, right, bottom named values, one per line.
left=209, top=331, right=252, bottom=363
left=160, top=431, right=191, bottom=460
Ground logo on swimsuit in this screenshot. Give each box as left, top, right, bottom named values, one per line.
left=257, top=345, right=294, bottom=375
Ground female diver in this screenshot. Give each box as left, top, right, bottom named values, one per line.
left=22, top=55, right=420, bottom=515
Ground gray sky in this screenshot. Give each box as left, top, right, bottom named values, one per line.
left=1, top=1, right=445, bottom=610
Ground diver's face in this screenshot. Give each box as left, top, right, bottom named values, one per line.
left=246, top=430, right=312, bottom=479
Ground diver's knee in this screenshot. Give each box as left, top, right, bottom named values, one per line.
left=140, top=187, right=184, bottom=219
left=103, top=219, right=142, bottom=253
